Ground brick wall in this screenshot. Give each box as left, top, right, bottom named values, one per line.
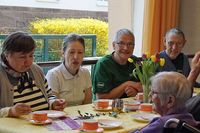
left=0, top=6, right=108, bottom=33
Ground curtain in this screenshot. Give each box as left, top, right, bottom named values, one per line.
left=142, top=0, right=180, bottom=54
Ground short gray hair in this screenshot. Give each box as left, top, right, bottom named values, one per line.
left=165, top=28, right=185, bottom=40
left=113, top=28, right=135, bottom=44
left=150, top=72, right=192, bottom=110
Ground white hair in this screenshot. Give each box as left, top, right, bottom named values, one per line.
left=150, top=72, right=192, bottom=110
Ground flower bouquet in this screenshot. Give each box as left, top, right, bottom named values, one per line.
left=128, top=53, right=165, bottom=103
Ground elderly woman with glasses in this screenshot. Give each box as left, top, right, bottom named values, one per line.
left=92, top=28, right=142, bottom=101
left=133, top=72, right=198, bottom=133
left=0, top=31, right=65, bottom=118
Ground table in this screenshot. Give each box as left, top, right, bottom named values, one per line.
left=0, top=101, right=147, bottom=133
left=194, top=87, right=200, bottom=94
left=63, top=103, right=147, bottom=133
left=1, top=87, right=199, bottom=133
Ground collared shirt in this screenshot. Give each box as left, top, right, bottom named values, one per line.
left=159, top=51, right=190, bottom=77
left=92, top=53, right=139, bottom=100
left=46, top=63, right=91, bottom=106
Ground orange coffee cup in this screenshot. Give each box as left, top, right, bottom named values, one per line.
left=123, top=101, right=140, bottom=111
left=32, top=111, right=48, bottom=122
left=97, top=100, right=109, bottom=108
left=139, top=103, right=153, bottom=112
left=82, top=119, right=98, bottom=131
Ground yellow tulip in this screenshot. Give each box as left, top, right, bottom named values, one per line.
left=146, top=52, right=150, bottom=58
left=128, top=58, right=133, bottom=63
left=151, top=55, right=156, bottom=62
left=160, top=58, right=165, bottom=66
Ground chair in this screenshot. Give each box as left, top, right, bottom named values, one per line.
left=162, top=118, right=200, bottom=133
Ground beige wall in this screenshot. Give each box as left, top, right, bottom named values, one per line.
left=108, top=0, right=133, bottom=52
left=180, top=0, right=200, bottom=54
left=179, top=0, right=200, bottom=81
left=108, top=0, right=144, bottom=56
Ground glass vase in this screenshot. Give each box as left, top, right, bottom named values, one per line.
left=142, top=84, right=151, bottom=103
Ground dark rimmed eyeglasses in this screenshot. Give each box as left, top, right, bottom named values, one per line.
left=116, top=41, right=135, bottom=47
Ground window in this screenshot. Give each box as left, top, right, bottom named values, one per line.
left=36, top=0, right=59, bottom=3
left=96, top=0, right=108, bottom=7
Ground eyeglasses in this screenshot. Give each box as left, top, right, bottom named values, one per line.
left=150, top=90, right=160, bottom=95
left=167, top=41, right=184, bottom=48
left=149, top=90, right=169, bottom=96
left=116, top=41, right=134, bottom=47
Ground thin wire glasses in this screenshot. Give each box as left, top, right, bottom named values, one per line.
left=149, top=89, right=170, bottom=96
left=116, top=41, right=134, bottom=47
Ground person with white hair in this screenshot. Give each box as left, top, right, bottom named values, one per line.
left=160, top=28, right=189, bottom=76
left=159, top=28, right=200, bottom=88
left=133, top=72, right=198, bottom=133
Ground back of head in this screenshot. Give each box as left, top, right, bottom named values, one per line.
left=63, top=33, right=85, bottom=52
left=113, top=28, right=135, bottom=43
left=1, top=31, right=36, bottom=63
left=150, top=72, right=192, bottom=108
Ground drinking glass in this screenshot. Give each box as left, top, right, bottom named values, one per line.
left=112, top=99, right=123, bottom=113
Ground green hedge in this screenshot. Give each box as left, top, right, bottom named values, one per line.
left=29, top=18, right=108, bottom=57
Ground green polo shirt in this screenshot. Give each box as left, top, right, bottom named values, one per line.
left=92, top=54, right=139, bottom=100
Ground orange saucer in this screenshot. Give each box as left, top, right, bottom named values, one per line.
left=29, top=118, right=52, bottom=125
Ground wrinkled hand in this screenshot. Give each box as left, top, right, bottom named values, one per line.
left=124, top=86, right=138, bottom=97
left=9, top=103, right=32, bottom=117
left=52, top=99, right=66, bottom=111
left=188, top=51, right=200, bottom=82
left=124, top=81, right=142, bottom=97
left=191, top=51, right=200, bottom=73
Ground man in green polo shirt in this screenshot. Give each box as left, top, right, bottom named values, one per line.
left=92, top=28, right=142, bottom=100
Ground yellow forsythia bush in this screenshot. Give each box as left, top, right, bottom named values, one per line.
left=29, top=18, right=108, bottom=56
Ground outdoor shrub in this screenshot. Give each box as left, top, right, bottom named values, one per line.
left=29, top=18, right=108, bottom=59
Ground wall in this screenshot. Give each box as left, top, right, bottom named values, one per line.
left=0, top=6, right=107, bottom=33
left=108, top=0, right=144, bottom=56
left=179, top=0, right=200, bottom=55
left=108, top=0, right=133, bottom=53
left=0, top=0, right=107, bottom=12
left=179, top=0, right=200, bottom=82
